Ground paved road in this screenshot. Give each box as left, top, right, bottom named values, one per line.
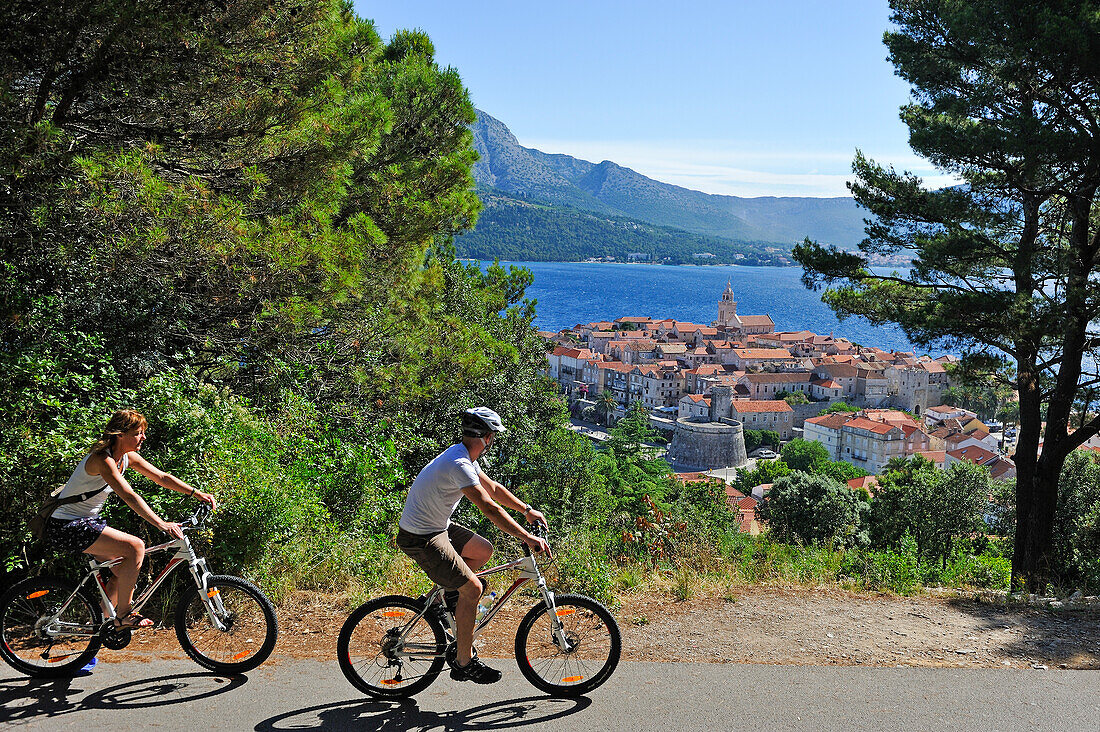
left=2, top=657, right=1096, bottom=731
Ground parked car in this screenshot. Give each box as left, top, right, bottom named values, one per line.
left=753, top=449, right=778, bottom=460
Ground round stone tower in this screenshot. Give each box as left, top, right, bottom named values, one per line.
left=667, top=385, right=748, bottom=470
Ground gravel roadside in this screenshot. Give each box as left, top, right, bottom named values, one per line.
left=100, top=585, right=1100, bottom=671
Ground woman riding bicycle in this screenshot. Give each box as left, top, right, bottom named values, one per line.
left=44, top=409, right=216, bottom=629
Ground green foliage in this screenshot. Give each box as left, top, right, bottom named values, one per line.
left=759, top=471, right=870, bottom=548
left=743, top=430, right=763, bottom=453
left=760, top=430, right=781, bottom=450
left=729, top=458, right=792, bottom=497
left=818, top=460, right=870, bottom=485
left=593, top=402, right=676, bottom=515
left=818, top=402, right=859, bottom=416
left=871, top=460, right=992, bottom=567
left=780, top=391, right=810, bottom=406
left=780, top=439, right=831, bottom=473
left=1051, top=452, right=1100, bottom=591
left=457, top=190, right=793, bottom=266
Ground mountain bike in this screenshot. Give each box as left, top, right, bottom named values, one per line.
left=337, top=526, right=621, bottom=698
left=0, top=504, right=278, bottom=678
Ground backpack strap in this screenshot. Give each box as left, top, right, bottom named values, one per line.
left=39, top=485, right=108, bottom=518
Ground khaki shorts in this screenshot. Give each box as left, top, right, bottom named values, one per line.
left=396, top=523, right=479, bottom=590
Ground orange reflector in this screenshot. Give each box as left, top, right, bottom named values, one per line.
left=27, top=590, right=49, bottom=599
left=232, top=651, right=251, bottom=660
left=207, top=589, right=220, bottom=598
left=561, top=675, right=585, bottom=683
left=555, top=608, right=576, bottom=617
left=47, top=656, right=71, bottom=664
left=380, top=678, right=402, bottom=685
left=382, top=611, right=405, bottom=618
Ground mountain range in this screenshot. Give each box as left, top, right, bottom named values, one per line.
left=456, top=110, right=869, bottom=264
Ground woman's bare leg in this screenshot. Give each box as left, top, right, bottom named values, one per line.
left=84, top=526, right=145, bottom=619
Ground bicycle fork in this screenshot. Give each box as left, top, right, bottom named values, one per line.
left=189, top=555, right=230, bottom=632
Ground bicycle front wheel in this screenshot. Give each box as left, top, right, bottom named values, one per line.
left=337, top=595, right=447, bottom=698
left=0, top=576, right=102, bottom=678
left=515, top=593, right=621, bottom=696
left=174, top=575, right=278, bottom=673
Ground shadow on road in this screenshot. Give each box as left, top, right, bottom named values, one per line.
left=254, top=694, right=592, bottom=731
left=946, top=597, right=1100, bottom=668
left=0, top=670, right=246, bottom=725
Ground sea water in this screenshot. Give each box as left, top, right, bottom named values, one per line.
left=484, top=261, right=932, bottom=355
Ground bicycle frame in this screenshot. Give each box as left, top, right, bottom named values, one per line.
left=396, top=549, right=572, bottom=661
left=38, top=531, right=228, bottom=640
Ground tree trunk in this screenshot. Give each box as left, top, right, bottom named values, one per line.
left=1011, top=368, right=1042, bottom=589
left=1017, top=459, right=1061, bottom=592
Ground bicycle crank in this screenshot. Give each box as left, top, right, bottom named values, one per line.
left=101, top=625, right=132, bottom=650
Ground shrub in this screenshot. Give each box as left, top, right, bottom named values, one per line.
left=760, top=471, right=870, bottom=548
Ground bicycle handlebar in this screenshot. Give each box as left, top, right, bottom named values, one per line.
left=178, top=502, right=213, bottom=530
left=521, top=521, right=550, bottom=558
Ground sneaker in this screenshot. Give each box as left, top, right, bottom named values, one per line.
left=449, top=655, right=502, bottom=684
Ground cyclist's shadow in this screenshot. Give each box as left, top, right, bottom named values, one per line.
left=256, top=694, right=593, bottom=732
left=0, top=670, right=247, bottom=725
left=0, top=674, right=85, bottom=726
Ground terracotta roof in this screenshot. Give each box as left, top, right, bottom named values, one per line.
left=843, top=417, right=898, bottom=435
left=811, top=378, right=841, bottom=388
left=554, top=347, right=595, bottom=359
left=724, top=485, right=747, bottom=503
left=683, top=394, right=711, bottom=403
left=730, top=400, right=795, bottom=413
left=847, top=476, right=880, bottom=494
left=804, top=413, right=854, bottom=430
left=615, top=316, right=653, bottom=323
left=741, top=372, right=814, bottom=384
left=738, top=315, right=775, bottom=326
left=919, top=361, right=947, bottom=373
left=733, top=348, right=795, bottom=359
left=948, top=445, right=999, bottom=464
left=816, top=363, right=859, bottom=378
left=598, top=362, right=634, bottom=373
left=737, top=495, right=759, bottom=510
left=916, top=450, right=947, bottom=465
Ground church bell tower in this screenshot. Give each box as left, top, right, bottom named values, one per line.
left=717, top=281, right=738, bottom=327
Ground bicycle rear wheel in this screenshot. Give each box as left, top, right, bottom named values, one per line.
left=0, top=576, right=102, bottom=678
left=337, top=595, right=446, bottom=698
left=174, top=575, right=278, bottom=673
left=515, top=593, right=621, bottom=696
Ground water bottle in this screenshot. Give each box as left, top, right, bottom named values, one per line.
left=476, top=592, right=497, bottom=623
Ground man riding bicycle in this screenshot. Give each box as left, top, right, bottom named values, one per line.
left=396, top=407, right=550, bottom=684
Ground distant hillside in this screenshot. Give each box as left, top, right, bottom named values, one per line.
left=457, top=189, right=792, bottom=265
left=469, top=109, right=868, bottom=248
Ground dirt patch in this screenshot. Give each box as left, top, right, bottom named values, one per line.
left=97, top=586, right=1100, bottom=670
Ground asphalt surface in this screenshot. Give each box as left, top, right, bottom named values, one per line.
left=1, top=656, right=1097, bottom=731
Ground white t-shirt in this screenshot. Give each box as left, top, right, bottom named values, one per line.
left=399, top=443, right=482, bottom=534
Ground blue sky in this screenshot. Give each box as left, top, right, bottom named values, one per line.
left=355, top=1, right=952, bottom=198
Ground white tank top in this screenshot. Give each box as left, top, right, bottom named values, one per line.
left=52, top=451, right=129, bottom=521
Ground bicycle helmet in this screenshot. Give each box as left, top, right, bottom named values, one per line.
left=461, top=407, right=507, bottom=437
